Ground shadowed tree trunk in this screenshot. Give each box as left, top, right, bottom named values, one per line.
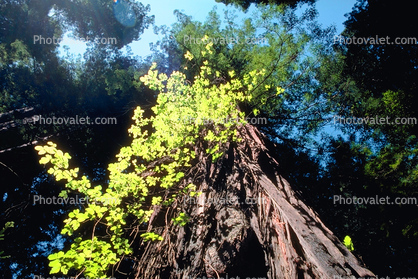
left=131, top=124, right=375, bottom=279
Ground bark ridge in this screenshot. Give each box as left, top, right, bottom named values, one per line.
left=132, top=124, right=375, bottom=279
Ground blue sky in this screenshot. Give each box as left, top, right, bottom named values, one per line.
left=58, top=0, right=357, bottom=58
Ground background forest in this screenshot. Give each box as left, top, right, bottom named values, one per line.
left=0, top=0, right=416, bottom=278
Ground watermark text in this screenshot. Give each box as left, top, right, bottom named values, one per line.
left=184, top=196, right=265, bottom=206
left=179, top=116, right=267, bottom=126
left=333, top=115, right=417, bottom=125
left=184, top=35, right=267, bottom=45
left=23, top=115, right=117, bottom=125
left=334, top=35, right=417, bottom=45
left=333, top=195, right=417, bottom=206
left=33, top=35, right=118, bottom=45
left=33, top=195, right=119, bottom=206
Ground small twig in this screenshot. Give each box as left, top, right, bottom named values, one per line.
left=203, top=258, right=221, bottom=279
left=0, top=161, right=27, bottom=186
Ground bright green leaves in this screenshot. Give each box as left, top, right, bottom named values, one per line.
left=172, top=212, right=190, bottom=226
left=151, top=196, right=163, bottom=205
left=343, top=235, right=354, bottom=251
left=61, top=205, right=108, bottom=236
left=182, top=183, right=202, bottom=198
left=137, top=41, right=266, bottom=163
left=276, top=86, right=285, bottom=96
left=184, top=50, right=194, bottom=61
left=139, top=62, right=167, bottom=92
left=140, top=232, right=164, bottom=242
left=35, top=142, right=76, bottom=182
left=105, top=207, right=127, bottom=229
left=47, top=238, right=120, bottom=278
left=85, top=204, right=107, bottom=219
left=36, top=43, right=268, bottom=277
left=35, top=142, right=131, bottom=276
left=48, top=251, right=65, bottom=274
left=65, top=175, right=91, bottom=193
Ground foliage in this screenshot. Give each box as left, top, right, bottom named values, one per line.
left=214, top=0, right=315, bottom=10
left=343, top=235, right=354, bottom=251
left=0, top=0, right=154, bottom=152
left=153, top=5, right=337, bottom=148
left=324, top=1, right=418, bottom=275
left=34, top=44, right=271, bottom=276
left=0, top=222, right=14, bottom=259
left=336, top=0, right=418, bottom=141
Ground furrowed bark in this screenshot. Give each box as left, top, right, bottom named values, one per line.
left=129, top=124, right=375, bottom=279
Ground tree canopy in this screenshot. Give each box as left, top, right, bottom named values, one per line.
left=215, top=0, right=315, bottom=10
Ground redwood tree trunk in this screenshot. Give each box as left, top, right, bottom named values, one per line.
left=131, top=124, right=375, bottom=279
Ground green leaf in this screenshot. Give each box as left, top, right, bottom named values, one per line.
left=39, top=156, right=50, bottom=165
left=49, top=260, right=61, bottom=274
left=343, top=235, right=354, bottom=251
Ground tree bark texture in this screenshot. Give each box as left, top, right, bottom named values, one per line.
left=131, top=124, right=375, bottom=279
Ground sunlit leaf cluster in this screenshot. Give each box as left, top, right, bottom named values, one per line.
left=35, top=42, right=268, bottom=277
